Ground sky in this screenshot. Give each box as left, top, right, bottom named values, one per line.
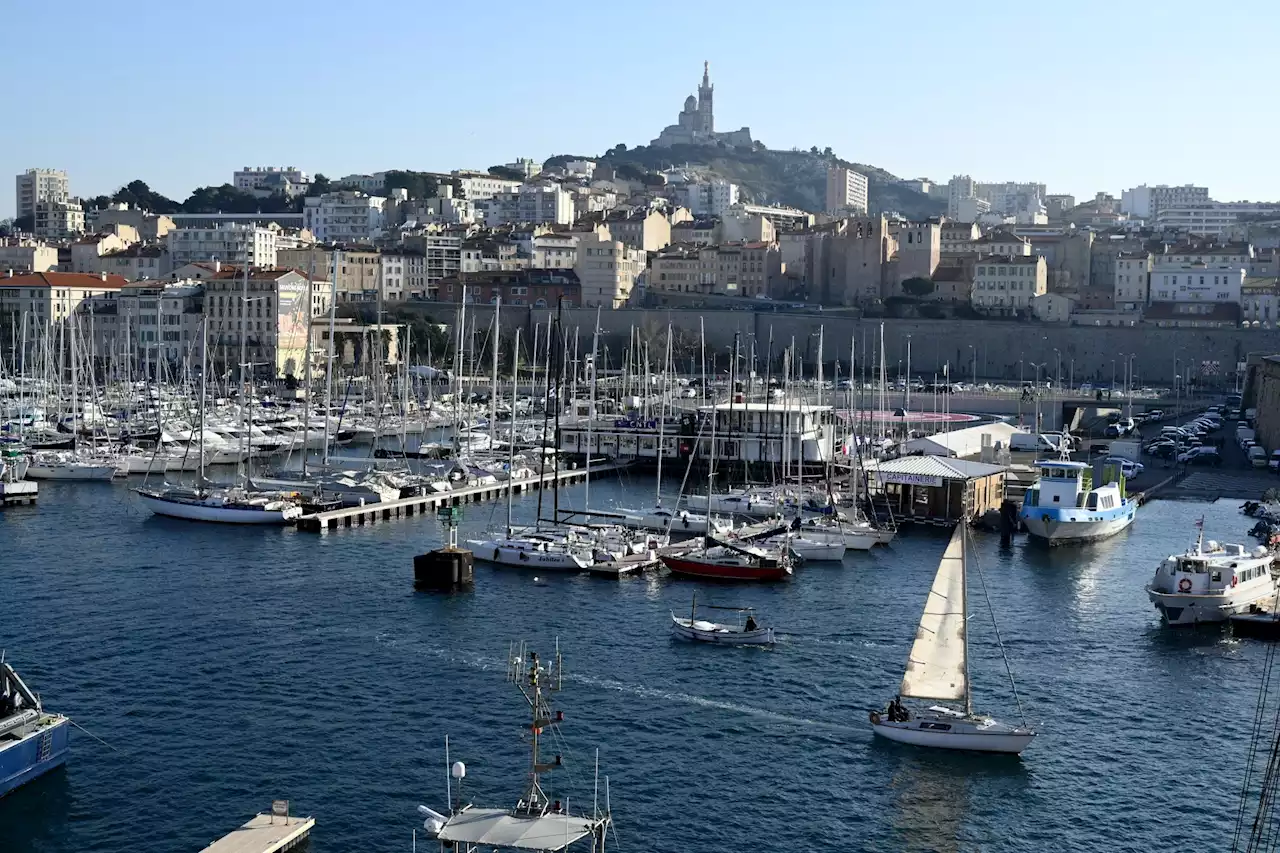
left=3, top=0, right=1279, bottom=217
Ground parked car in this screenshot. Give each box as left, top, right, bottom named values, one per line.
left=1105, top=457, right=1145, bottom=477
left=1270, top=450, right=1280, bottom=472
left=1251, top=446, right=1270, bottom=468
left=1179, top=446, right=1222, bottom=465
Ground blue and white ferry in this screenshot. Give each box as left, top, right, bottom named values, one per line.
left=0, top=660, right=70, bottom=797
left=1019, top=460, right=1136, bottom=546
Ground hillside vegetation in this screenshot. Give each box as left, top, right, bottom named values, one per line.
left=549, top=144, right=944, bottom=220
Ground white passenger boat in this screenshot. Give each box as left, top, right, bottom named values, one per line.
left=1020, top=459, right=1136, bottom=546
left=671, top=597, right=775, bottom=646
left=870, top=524, right=1035, bottom=755
left=1147, top=529, right=1276, bottom=626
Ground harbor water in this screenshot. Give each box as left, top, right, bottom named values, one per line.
left=0, top=477, right=1270, bottom=852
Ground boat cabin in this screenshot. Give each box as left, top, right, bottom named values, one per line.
left=1023, top=460, right=1126, bottom=511
left=1152, top=542, right=1273, bottom=596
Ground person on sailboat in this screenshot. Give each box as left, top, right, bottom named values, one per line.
left=744, top=613, right=758, bottom=632
left=887, top=696, right=908, bottom=722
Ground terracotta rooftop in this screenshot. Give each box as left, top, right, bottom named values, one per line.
left=0, top=271, right=129, bottom=289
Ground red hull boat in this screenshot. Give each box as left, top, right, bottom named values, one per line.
left=660, top=554, right=792, bottom=582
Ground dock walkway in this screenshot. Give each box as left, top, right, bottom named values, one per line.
left=199, top=813, right=314, bottom=853
left=296, top=462, right=630, bottom=532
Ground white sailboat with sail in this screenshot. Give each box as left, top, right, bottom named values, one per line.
left=870, top=524, right=1034, bottom=754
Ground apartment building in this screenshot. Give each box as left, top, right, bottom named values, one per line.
left=93, top=244, right=172, bottom=282
left=0, top=273, right=129, bottom=361
left=0, top=239, right=59, bottom=274
left=15, top=169, right=69, bottom=219
left=1149, top=261, right=1245, bottom=304
left=438, top=269, right=580, bottom=308
left=453, top=172, right=523, bottom=201
left=940, top=221, right=981, bottom=253
left=34, top=200, right=85, bottom=239
left=1113, top=251, right=1153, bottom=310
left=82, top=280, right=204, bottom=370
left=970, top=255, right=1047, bottom=315
left=168, top=223, right=277, bottom=269
left=1155, top=202, right=1280, bottom=237
left=302, top=192, right=386, bottom=242
left=604, top=209, right=671, bottom=252
left=203, top=267, right=315, bottom=378
left=531, top=232, right=578, bottom=269
left=685, top=179, right=741, bottom=217
left=277, top=245, right=381, bottom=303
left=574, top=228, right=645, bottom=308
left=1120, top=184, right=1210, bottom=219
left=973, top=230, right=1032, bottom=257
left=825, top=166, right=869, bottom=215
left=71, top=232, right=134, bottom=274
left=483, top=185, right=576, bottom=227
left=233, top=166, right=310, bottom=197
left=89, top=203, right=175, bottom=241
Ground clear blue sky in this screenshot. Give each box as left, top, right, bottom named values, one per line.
left=3, top=0, right=1277, bottom=217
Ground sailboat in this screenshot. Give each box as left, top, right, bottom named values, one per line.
left=869, top=524, right=1035, bottom=754
left=135, top=317, right=303, bottom=525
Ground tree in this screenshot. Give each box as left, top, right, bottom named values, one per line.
left=111, top=180, right=180, bottom=213
left=13, top=215, right=33, bottom=234
left=823, top=147, right=833, bottom=157
left=307, top=174, right=333, bottom=196
left=383, top=170, right=439, bottom=200
left=901, top=277, right=936, bottom=298
left=487, top=165, right=526, bottom=182
left=84, top=194, right=111, bottom=211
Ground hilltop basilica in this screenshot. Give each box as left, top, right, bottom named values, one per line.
left=650, top=62, right=754, bottom=149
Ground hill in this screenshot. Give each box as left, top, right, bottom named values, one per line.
left=547, top=144, right=944, bottom=220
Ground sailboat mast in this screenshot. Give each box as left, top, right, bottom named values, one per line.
left=585, top=306, right=601, bottom=513
left=506, top=327, right=521, bottom=538
left=961, top=523, right=973, bottom=716
left=655, top=325, right=671, bottom=504
left=490, top=297, right=500, bottom=453
left=198, top=317, right=207, bottom=485
left=323, top=249, right=338, bottom=468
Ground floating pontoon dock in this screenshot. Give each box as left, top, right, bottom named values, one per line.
left=199, top=812, right=314, bottom=853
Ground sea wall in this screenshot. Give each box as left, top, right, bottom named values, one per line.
left=397, top=304, right=1280, bottom=386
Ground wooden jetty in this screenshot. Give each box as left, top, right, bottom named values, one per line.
left=295, top=462, right=630, bottom=533
left=199, top=808, right=313, bottom=853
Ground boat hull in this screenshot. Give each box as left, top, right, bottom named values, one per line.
left=1021, top=509, right=1135, bottom=545
left=785, top=539, right=847, bottom=561
left=660, top=555, right=790, bottom=582
left=671, top=616, right=775, bottom=645
left=1148, top=587, right=1273, bottom=625
left=870, top=715, right=1034, bottom=754
left=136, top=491, right=301, bottom=524
left=469, top=541, right=592, bottom=571
left=0, top=716, right=70, bottom=798
left=26, top=464, right=117, bottom=481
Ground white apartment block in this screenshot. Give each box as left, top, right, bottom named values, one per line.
left=825, top=166, right=869, bottom=215
left=1149, top=260, right=1244, bottom=303
left=15, top=169, right=69, bottom=219
left=531, top=232, right=579, bottom=269
left=168, top=223, right=277, bottom=269
left=383, top=234, right=462, bottom=300
left=946, top=175, right=977, bottom=219
left=1155, top=202, right=1280, bottom=236
left=452, top=172, right=523, bottom=201
left=203, top=268, right=315, bottom=378
left=1113, top=251, right=1152, bottom=309
left=302, top=192, right=387, bottom=242
left=34, top=200, right=85, bottom=239
left=564, top=160, right=597, bottom=178
left=0, top=240, right=59, bottom=273
left=233, top=166, right=310, bottom=198
left=977, top=181, right=1047, bottom=215
left=0, top=271, right=128, bottom=332
left=574, top=228, right=645, bottom=308
left=686, top=179, right=741, bottom=217
left=970, top=255, right=1047, bottom=314
left=484, top=186, right=576, bottom=226
left=1120, top=184, right=1210, bottom=218
left=337, top=173, right=387, bottom=193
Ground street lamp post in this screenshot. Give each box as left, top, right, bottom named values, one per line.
left=969, top=345, right=976, bottom=385
left=1031, top=362, right=1048, bottom=431
left=1054, top=348, right=1061, bottom=391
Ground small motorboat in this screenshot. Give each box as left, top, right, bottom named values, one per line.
left=670, top=596, right=775, bottom=646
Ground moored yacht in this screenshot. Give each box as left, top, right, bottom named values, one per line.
left=1020, top=460, right=1136, bottom=546
left=0, top=660, right=71, bottom=797
left=1147, top=533, right=1276, bottom=626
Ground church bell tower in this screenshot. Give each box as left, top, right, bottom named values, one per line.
left=697, top=60, right=714, bottom=135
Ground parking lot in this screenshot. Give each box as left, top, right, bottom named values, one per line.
left=1128, top=405, right=1280, bottom=500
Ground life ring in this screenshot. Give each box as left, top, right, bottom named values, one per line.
left=869, top=710, right=881, bottom=725
left=1178, top=578, right=1192, bottom=593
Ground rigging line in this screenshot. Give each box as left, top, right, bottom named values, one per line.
left=69, top=718, right=122, bottom=754
left=1247, top=688, right=1280, bottom=852
left=966, top=528, right=1027, bottom=726
left=1234, top=641, right=1278, bottom=852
